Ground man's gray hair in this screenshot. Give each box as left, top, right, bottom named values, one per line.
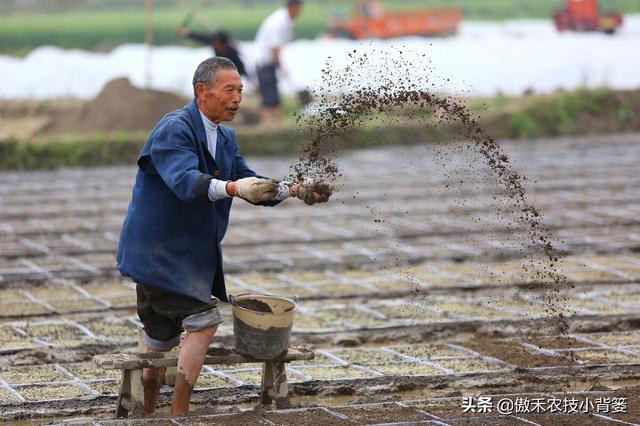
left=192, top=57, right=238, bottom=96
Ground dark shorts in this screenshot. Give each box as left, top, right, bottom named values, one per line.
left=136, top=284, right=223, bottom=351
left=256, top=64, right=280, bottom=107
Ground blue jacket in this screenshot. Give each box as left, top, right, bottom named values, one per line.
left=116, top=99, right=280, bottom=303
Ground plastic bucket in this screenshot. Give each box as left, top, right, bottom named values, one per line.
left=230, top=294, right=298, bottom=360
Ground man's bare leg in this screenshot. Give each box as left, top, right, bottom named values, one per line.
left=142, top=347, right=168, bottom=414
left=171, top=325, right=217, bottom=415
left=273, top=106, right=284, bottom=124
left=260, top=107, right=284, bottom=127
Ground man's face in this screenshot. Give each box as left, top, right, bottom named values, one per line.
left=212, top=39, right=226, bottom=52
left=196, top=68, right=242, bottom=123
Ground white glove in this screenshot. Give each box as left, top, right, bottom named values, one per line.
left=226, top=177, right=277, bottom=203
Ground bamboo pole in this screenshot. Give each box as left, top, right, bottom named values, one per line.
left=144, top=0, right=153, bottom=88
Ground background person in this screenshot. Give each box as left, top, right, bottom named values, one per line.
left=116, top=56, right=330, bottom=415
left=176, top=27, right=248, bottom=79
left=253, top=0, right=303, bottom=126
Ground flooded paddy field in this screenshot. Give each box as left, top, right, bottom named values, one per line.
left=1, top=134, right=640, bottom=425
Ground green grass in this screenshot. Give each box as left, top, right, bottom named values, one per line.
left=506, top=88, right=607, bottom=137
left=1, top=0, right=639, bottom=54
left=0, top=2, right=333, bottom=54
left=472, top=87, right=640, bottom=139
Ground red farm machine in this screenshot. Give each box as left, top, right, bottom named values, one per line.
left=553, top=0, right=623, bottom=34
left=328, top=1, right=461, bottom=40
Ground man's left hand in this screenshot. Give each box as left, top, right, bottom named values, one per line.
left=289, top=178, right=332, bottom=205
left=176, top=26, right=190, bottom=38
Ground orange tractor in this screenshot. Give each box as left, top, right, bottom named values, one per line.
left=553, top=0, right=623, bottom=34
left=328, top=1, right=461, bottom=39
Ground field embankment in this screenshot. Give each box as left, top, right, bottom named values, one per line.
left=0, top=86, right=638, bottom=170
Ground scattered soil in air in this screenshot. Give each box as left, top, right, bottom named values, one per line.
left=234, top=298, right=273, bottom=313
left=289, top=47, right=570, bottom=319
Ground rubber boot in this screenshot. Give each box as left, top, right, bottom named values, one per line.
left=171, top=325, right=217, bottom=415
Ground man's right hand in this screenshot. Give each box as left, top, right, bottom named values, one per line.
left=226, top=177, right=277, bottom=203
left=290, top=177, right=332, bottom=205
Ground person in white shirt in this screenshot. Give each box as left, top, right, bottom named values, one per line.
left=254, top=0, right=302, bottom=126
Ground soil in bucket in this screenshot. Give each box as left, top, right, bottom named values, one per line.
left=235, top=298, right=273, bottom=313
left=232, top=295, right=297, bottom=360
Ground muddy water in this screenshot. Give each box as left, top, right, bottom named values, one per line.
left=288, top=49, right=569, bottom=317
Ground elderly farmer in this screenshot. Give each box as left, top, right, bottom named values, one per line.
left=116, top=56, right=330, bottom=415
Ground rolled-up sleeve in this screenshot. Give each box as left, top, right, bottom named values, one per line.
left=150, top=120, right=213, bottom=203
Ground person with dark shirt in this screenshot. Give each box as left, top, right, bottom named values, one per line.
left=177, top=27, right=248, bottom=78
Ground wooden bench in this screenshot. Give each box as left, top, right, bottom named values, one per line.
left=94, top=346, right=314, bottom=418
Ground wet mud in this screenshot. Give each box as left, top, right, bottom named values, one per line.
left=2, top=50, right=638, bottom=425
left=461, top=339, right=576, bottom=369
left=234, top=298, right=273, bottom=313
